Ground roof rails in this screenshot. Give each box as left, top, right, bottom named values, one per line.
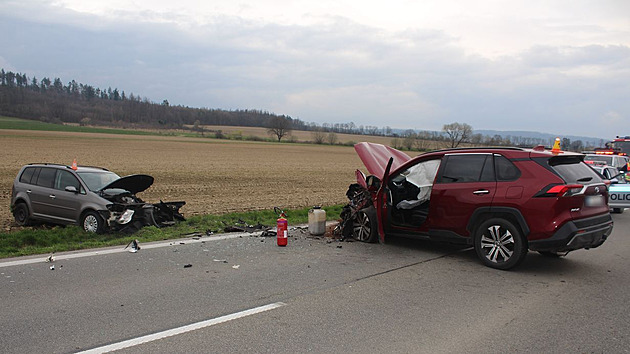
left=427, top=146, right=526, bottom=154
left=27, top=162, right=68, bottom=168
left=25, top=163, right=109, bottom=171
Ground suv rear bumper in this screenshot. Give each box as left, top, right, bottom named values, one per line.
left=528, top=213, right=613, bottom=253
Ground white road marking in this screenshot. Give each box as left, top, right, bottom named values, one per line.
left=77, top=302, right=286, bottom=353
left=0, top=231, right=263, bottom=268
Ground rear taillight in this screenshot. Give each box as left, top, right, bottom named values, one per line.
left=535, top=184, right=584, bottom=197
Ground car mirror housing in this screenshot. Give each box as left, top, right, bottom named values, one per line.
left=65, top=186, right=79, bottom=193
left=366, top=175, right=381, bottom=190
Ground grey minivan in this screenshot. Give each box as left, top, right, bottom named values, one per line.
left=10, top=163, right=185, bottom=233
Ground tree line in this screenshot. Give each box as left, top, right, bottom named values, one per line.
left=0, top=69, right=597, bottom=150
left=0, top=69, right=306, bottom=130
left=0, top=69, right=393, bottom=134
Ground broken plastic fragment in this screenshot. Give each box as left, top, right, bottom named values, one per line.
left=232, top=265, right=240, bottom=269
left=184, top=264, right=192, bottom=268
left=125, top=239, right=140, bottom=253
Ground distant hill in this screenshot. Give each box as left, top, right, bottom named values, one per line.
left=474, top=130, right=606, bottom=147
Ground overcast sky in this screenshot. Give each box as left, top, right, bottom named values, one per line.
left=1, top=0, right=629, bottom=139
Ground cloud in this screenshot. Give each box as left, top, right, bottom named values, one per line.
left=0, top=0, right=628, bottom=139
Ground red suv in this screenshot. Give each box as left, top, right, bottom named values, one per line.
left=341, top=143, right=613, bottom=270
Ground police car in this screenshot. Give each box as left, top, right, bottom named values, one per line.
left=584, top=153, right=630, bottom=171
left=591, top=165, right=629, bottom=213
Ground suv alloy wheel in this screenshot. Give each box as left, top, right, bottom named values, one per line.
left=474, top=218, right=527, bottom=270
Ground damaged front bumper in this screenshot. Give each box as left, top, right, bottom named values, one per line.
left=102, top=201, right=186, bottom=232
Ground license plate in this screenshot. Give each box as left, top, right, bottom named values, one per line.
left=585, top=195, right=605, bottom=207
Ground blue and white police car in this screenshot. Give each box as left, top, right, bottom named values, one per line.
left=592, top=165, right=629, bottom=213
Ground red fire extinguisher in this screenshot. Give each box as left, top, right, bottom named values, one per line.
left=275, top=207, right=288, bottom=247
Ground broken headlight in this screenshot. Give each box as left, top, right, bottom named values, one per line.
left=116, top=209, right=135, bottom=224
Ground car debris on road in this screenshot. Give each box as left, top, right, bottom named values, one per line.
left=125, top=239, right=141, bottom=253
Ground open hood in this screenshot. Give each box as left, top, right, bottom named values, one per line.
left=100, top=174, right=154, bottom=194
left=354, top=142, right=411, bottom=178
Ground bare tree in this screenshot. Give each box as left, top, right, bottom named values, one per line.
left=326, top=132, right=338, bottom=145
left=311, top=129, right=326, bottom=144
left=267, top=116, right=293, bottom=142
left=442, top=122, right=473, bottom=148
left=402, top=129, right=416, bottom=150
left=414, top=131, right=432, bottom=151
left=391, top=137, right=402, bottom=150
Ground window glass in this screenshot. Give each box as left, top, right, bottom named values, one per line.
left=495, top=155, right=521, bottom=181
left=438, top=155, right=493, bottom=183
left=55, top=170, right=81, bottom=191
left=19, top=167, right=36, bottom=184
left=480, top=156, right=495, bottom=182
left=584, top=155, right=612, bottom=165
left=547, top=156, right=602, bottom=183
left=77, top=171, right=120, bottom=191
left=35, top=168, right=56, bottom=188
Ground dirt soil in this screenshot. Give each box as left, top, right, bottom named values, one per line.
left=0, top=129, right=372, bottom=232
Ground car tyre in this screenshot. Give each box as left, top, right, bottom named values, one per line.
left=81, top=211, right=104, bottom=233
left=13, top=202, right=32, bottom=226
left=353, top=206, right=378, bottom=243
left=612, top=208, right=624, bottom=214
left=474, top=218, right=527, bottom=270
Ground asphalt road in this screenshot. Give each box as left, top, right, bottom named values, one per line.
left=1, top=214, right=629, bottom=354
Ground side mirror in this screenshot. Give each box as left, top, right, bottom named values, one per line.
left=65, top=186, right=79, bottom=193
left=366, top=175, right=381, bottom=190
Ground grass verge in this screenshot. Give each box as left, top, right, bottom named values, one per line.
left=0, top=205, right=344, bottom=259
left=0, top=116, right=162, bottom=136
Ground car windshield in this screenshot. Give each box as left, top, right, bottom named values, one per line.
left=77, top=171, right=121, bottom=191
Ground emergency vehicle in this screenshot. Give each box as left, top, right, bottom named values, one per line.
left=591, top=165, right=629, bottom=213
left=608, top=136, right=630, bottom=155
left=585, top=136, right=630, bottom=171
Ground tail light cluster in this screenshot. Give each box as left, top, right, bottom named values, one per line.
left=535, top=184, right=584, bottom=197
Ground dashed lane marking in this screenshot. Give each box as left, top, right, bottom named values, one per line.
left=78, top=302, right=286, bottom=353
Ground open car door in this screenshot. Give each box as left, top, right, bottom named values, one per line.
left=376, top=157, right=394, bottom=243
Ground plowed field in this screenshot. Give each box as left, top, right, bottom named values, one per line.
left=0, top=129, right=376, bottom=231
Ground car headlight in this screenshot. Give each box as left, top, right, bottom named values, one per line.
left=117, top=209, right=135, bottom=224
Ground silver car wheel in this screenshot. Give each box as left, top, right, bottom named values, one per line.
left=83, top=214, right=100, bottom=233
left=479, top=224, right=515, bottom=263
left=353, top=211, right=372, bottom=242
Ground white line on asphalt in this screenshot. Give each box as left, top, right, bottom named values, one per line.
left=78, top=302, right=286, bottom=353
left=0, top=231, right=263, bottom=268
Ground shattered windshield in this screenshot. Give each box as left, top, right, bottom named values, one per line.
left=77, top=171, right=121, bottom=191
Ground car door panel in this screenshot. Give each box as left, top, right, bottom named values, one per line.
left=428, top=181, right=496, bottom=236
left=427, top=154, right=497, bottom=238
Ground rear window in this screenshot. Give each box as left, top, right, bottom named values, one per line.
left=545, top=156, right=603, bottom=184
left=19, top=167, right=37, bottom=184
